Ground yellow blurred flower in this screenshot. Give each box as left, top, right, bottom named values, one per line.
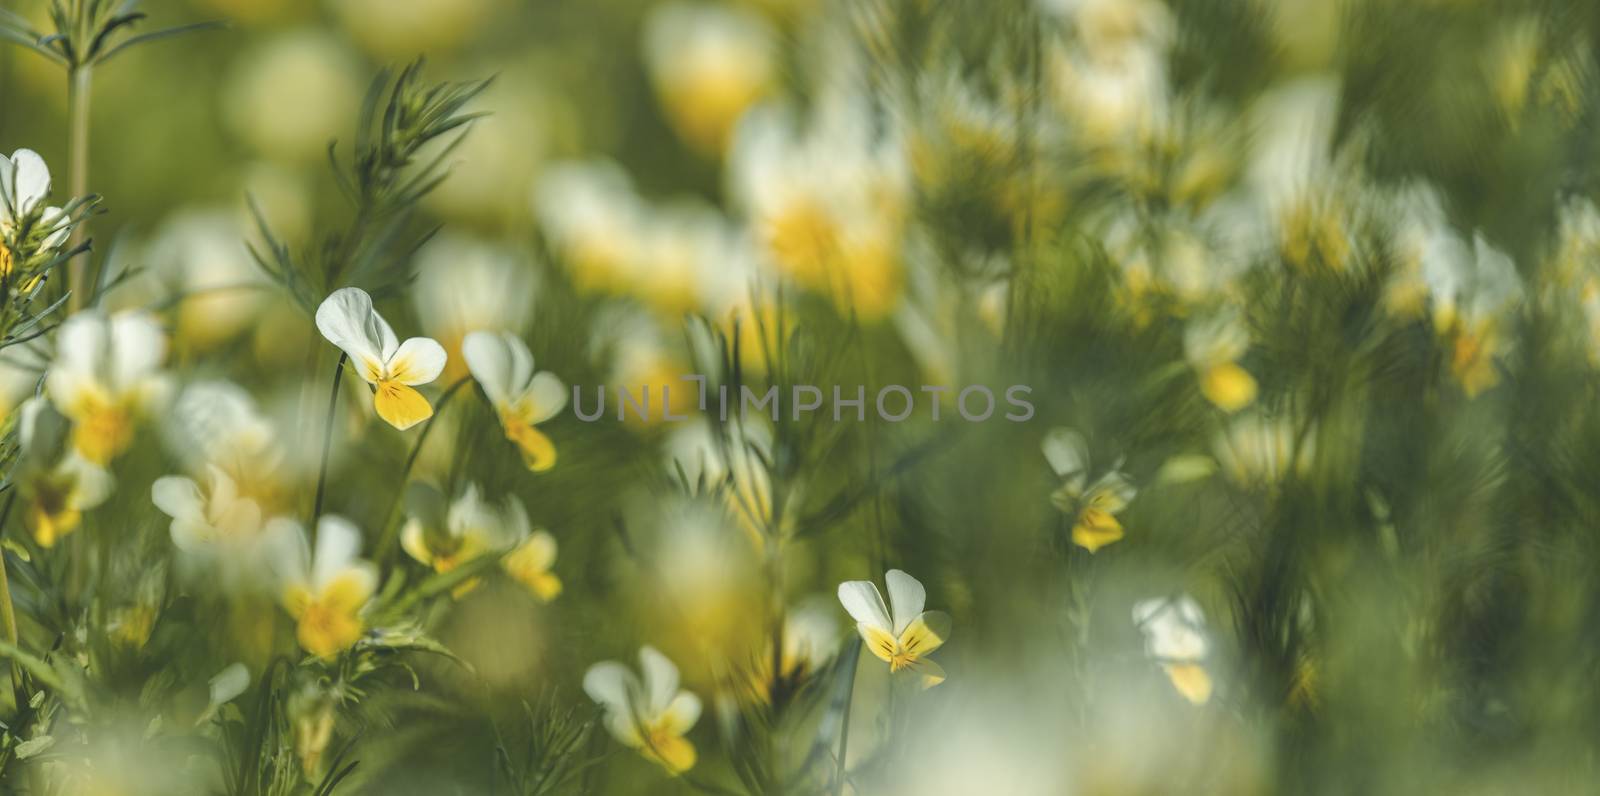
left=1184, top=308, right=1258, bottom=413
left=316, top=287, right=448, bottom=431
left=503, top=526, right=562, bottom=603
left=643, top=2, right=776, bottom=156
left=45, top=310, right=170, bottom=466
left=267, top=515, right=377, bottom=661
left=15, top=398, right=113, bottom=548
left=730, top=102, right=911, bottom=321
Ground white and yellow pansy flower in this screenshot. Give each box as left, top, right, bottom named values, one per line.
left=838, top=568, right=951, bottom=688
left=401, top=482, right=517, bottom=597
left=267, top=515, right=378, bottom=661
left=410, top=233, right=536, bottom=381
left=152, top=465, right=265, bottom=558
left=15, top=397, right=113, bottom=548
left=462, top=330, right=566, bottom=471
left=315, top=287, right=448, bottom=431
left=45, top=310, right=171, bottom=466
left=584, top=646, right=702, bottom=775
left=503, top=524, right=562, bottom=603
left=642, top=2, right=775, bottom=156
left=1132, top=594, right=1214, bottom=705
left=1184, top=308, right=1258, bottom=412
left=1042, top=427, right=1137, bottom=553
left=745, top=601, right=839, bottom=702
left=0, top=149, right=69, bottom=272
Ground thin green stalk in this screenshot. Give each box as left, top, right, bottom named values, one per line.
left=65, top=64, right=92, bottom=310
left=374, top=376, right=471, bottom=562
left=0, top=493, right=22, bottom=709
left=311, top=352, right=349, bottom=536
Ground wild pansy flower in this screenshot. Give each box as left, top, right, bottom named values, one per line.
left=267, top=515, right=378, bottom=661
left=502, top=523, right=562, bottom=603
left=411, top=234, right=535, bottom=381
left=584, top=646, right=702, bottom=774
left=730, top=100, right=912, bottom=322
left=838, top=568, right=951, bottom=688
left=1133, top=594, right=1214, bottom=705
left=401, top=482, right=535, bottom=598
left=1042, top=428, right=1137, bottom=553
left=45, top=310, right=171, bottom=466
left=642, top=2, right=775, bottom=155
left=0, top=149, right=69, bottom=274
left=15, top=398, right=113, bottom=548
left=1184, top=308, right=1258, bottom=413
left=462, top=330, right=566, bottom=471
left=315, top=287, right=448, bottom=431
left=152, top=465, right=265, bottom=559
left=744, top=602, right=839, bottom=703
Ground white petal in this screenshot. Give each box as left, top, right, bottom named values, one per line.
left=9, top=150, right=50, bottom=215
left=1041, top=427, right=1089, bottom=481
left=311, top=514, right=365, bottom=589
left=885, top=569, right=927, bottom=636
left=583, top=660, right=638, bottom=715
left=208, top=663, right=251, bottom=706
left=65, top=456, right=113, bottom=509
left=315, top=288, right=391, bottom=378
left=837, top=579, right=892, bottom=632
left=638, top=645, right=681, bottom=714
left=662, top=692, right=702, bottom=733
left=462, top=330, right=514, bottom=406
left=526, top=371, right=567, bottom=423
left=263, top=517, right=312, bottom=588
left=108, top=312, right=167, bottom=393
left=151, top=475, right=204, bottom=521
left=388, top=337, right=447, bottom=385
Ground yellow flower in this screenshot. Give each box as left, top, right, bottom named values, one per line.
left=1184, top=309, right=1257, bottom=413
left=15, top=398, right=113, bottom=548
left=401, top=482, right=522, bottom=598
left=462, top=330, right=566, bottom=471
left=642, top=3, right=775, bottom=156
left=44, top=310, right=170, bottom=465
left=584, top=647, right=702, bottom=774
left=1042, top=428, right=1137, bottom=553
left=503, top=527, right=562, bottom=602
left=316, top=287, right=448, bottom=431
left=1133, top=595, right=1214, bottom=705
left=838, top=569, right=951, bottom=688
left=743, top=603, right=838, bottom=703
left=268, top=515, right=377, bottom=661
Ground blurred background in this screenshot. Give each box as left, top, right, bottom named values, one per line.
left=7, top=0, right=1600, bottom=793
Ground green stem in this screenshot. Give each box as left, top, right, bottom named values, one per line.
left=373, top=376, right=471, bottom=563
left=311, top=352, right=349, bottom=537
left=0, top=493, right=22, bottom=710
left=65, top=64, right=92, bottom=310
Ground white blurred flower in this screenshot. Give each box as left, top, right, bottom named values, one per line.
left=411, top=233, right=537, bottom=380
left=584, top=646, right=702, bottom=774
left=145, top=210, right=268, bottom=349
left=1132, top=594, right=1214, bottom=704
left=533, top=160, right=646, bottom=294
left=462, top=330, right=566, bottom=470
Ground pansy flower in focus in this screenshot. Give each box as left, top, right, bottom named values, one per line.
left=838, top=568, right=951, bottom=688
left=315, top=287, right=447, bottom=430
